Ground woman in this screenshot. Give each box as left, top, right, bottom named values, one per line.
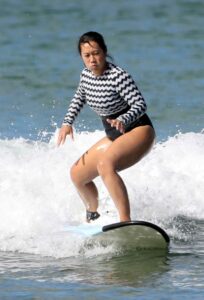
left=57, top=31, right=155, bottom=223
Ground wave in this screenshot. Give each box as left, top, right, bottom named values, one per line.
left=0, top=130, right=203, bottom=257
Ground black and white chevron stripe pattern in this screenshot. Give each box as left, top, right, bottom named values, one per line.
left=63, top=63, right=147, bottom=126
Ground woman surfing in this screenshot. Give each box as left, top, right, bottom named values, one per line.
left=57, top=31, right=155, bottom=222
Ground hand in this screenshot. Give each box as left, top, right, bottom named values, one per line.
left=106, top=118, right=125, bottom=134
left=57, top=125, right=74, bottom=146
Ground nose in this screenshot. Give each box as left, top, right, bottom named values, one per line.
left=90, top=54, right=96, bottom=62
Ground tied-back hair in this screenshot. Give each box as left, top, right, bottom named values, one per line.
left=78, top=31, right=113, bottom=61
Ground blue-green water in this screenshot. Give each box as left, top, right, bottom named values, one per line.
left=0, top=0, right=204, bottom=299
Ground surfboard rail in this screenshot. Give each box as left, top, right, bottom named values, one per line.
left=102, top=220, right=170, bottom=244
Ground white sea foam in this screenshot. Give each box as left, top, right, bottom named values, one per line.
left=0, top=130, right=203, bottom=257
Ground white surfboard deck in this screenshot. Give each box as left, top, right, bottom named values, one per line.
left=63, top=223, right=102, bottom=237
left=64, top=221, right=170, bottom=250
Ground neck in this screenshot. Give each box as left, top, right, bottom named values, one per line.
left=92, top=62, right=108, bottom=76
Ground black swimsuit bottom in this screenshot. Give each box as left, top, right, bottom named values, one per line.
left=101, top=107, right=154, bottom=141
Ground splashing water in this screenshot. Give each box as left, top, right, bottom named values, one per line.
left=0, top=130, right=203, bottom=257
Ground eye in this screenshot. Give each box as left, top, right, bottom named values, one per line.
left=93, top=51, right=100, bottom=55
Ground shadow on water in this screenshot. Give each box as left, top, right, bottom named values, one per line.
left=0, top=249, right=169, bottom=289
left=58, top=247, right=169, bottom=287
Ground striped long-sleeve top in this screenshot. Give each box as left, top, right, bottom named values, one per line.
left=63, top=62, right=147, bottom=126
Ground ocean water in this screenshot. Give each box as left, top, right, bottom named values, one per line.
left=0, top=0, right=204, bottom=299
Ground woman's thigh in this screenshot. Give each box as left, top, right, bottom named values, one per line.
left=70, top=136, right=112, bottom=184
left=103, top=125, right=155, bottom=171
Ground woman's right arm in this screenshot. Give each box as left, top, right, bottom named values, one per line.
left=63, top=75, right=86, bottom=126
left=58, top=74, right=86, bottom=146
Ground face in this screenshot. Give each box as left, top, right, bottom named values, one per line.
left=80, top=41, right=107, bottom=76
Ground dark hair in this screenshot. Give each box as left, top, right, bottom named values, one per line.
left=78, top=31, right=108, bottom=56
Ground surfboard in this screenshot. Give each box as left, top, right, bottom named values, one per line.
left=95, top=221, right=170, bottom=250
left=64, top=220, right=170, bottom=250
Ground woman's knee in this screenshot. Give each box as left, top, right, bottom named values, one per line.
left=97, top=157, right=115, bottom=177
left=70, top=164, right=81, bottom=186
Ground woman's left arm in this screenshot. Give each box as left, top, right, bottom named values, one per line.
left=115, top=70, right=147, bottom=126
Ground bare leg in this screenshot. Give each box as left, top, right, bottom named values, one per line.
left=70, top=126, right=154, bottom=222
left=70, top=137, right=112, bottom=215
left=76, top=181, right=99, bottom=212
left=101, top=169, right=130, bottom=221
left=97, top=125, right=155, bottom=222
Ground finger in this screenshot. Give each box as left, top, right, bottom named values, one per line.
left=61, top=134, right=66, bottom=145
left=57, top=131, right=66, bottom=146
left=120, top=126, right=125, bottom=134
left=57, top=132, right=62, bottom=146
left=117, top=121, right=124, bottom=133
left=118, top=122, right=123, bottom=132
left=57, top=134, right=64, bottom=146
left=106, top=118, right=113, bottom=125
left=107, top=119, right=116, bottom=128
left=70, top=128, right=74, bottom=140
left=57, top=136, right=62, bottom=147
